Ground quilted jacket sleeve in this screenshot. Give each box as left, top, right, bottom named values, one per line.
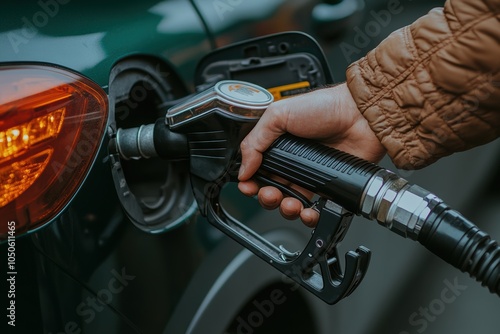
left=346, top=0, right=500, bottom=169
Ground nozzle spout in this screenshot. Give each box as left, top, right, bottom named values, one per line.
left=114, top=118, right=188, bottom=161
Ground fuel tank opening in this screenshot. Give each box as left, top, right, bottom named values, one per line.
left=108, top=57, right=196, bottom=233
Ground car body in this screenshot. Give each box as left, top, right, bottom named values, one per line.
left=1, top=1, right=499, bottom=333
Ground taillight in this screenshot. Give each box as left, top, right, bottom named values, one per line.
left=0, top=64, right=108, bottom=240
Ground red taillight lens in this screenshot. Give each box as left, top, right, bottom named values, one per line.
left=0, top=64, right=108, bottom=239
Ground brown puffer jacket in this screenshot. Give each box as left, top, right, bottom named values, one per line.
left=346, top=0, right=500, bottom=169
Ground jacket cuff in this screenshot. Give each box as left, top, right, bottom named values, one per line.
left=346, top=26, right=432, bottom=170
left=346, top=2, right=500, bottom=170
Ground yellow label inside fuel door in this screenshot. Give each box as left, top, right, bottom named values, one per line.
left=267, top=81, right=311, bottom=100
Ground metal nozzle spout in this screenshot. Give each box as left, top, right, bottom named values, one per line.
left=114, top=118, right=189, bottom=161
left=116, top=124, right=157, bottom=160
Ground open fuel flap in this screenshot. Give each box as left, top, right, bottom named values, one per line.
left=109, top=32, right=333, bottom=233
left=194, top=31, right=334, bottom=98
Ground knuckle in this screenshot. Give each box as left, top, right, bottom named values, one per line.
left=267, top=101, right=287, bottom=120
left=240, top=137, right=249, bottom=151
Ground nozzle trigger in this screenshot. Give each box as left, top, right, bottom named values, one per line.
left=204, top=177, right=371, bottom=304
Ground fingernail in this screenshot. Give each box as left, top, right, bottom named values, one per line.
left=238, top=165, right=246, bottom=180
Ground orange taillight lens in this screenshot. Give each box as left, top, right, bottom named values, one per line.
left=0, top=64, right=108, bottom=240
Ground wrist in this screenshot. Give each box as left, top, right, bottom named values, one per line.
left=336, top=83, right=386, bottom=162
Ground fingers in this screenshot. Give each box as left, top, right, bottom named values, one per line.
left=279, top=197, right=302, bottom=220
left=239, top=174, right=320, bottom=227
left=261, top=188, right=320, bottom=226
left=300, top=208, right=320, bottom=228
left=279, top=198, right=320, bottom=227
left=237, top=180, right=259, bottom=197
left=258, top=187, right=283, bottom=210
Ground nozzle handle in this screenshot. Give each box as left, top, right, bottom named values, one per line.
left=261, top=134, right=382, bottom=214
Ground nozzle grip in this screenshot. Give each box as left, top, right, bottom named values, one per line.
left=261, top=134, right=382, bottom=214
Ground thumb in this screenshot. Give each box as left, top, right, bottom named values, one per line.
left=238, top=134, right=263, bottom=181
left=238, top=103, right=289, bottom=180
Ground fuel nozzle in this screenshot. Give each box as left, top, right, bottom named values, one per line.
left=112, top=80, right=274, bottom=161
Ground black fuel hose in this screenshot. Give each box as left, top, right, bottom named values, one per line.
left=418, top=203, right=500, bottom=295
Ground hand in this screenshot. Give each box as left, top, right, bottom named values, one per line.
left=237, top=82, right=386, bottom=226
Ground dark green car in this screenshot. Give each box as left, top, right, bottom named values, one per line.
left=2, top=1, right=499, bottom=333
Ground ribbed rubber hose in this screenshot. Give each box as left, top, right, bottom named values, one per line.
left=418, top=203, right=500, bottom=296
